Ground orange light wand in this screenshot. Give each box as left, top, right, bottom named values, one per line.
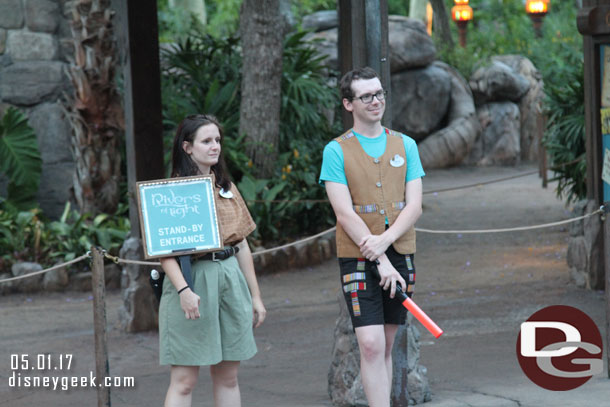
left=395, top=285, right=444, bottom=338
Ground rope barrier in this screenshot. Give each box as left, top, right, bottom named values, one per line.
left=415, top=208, right=602, bottom=234
left=0, top=254, right=90, bottom=284
left=250, top=226, right=336, bottom=256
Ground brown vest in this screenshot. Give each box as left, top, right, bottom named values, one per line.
left=335, top=128, right=416, bottom=257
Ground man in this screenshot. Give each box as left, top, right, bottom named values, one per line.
left=319, top=67, right=424, bottom=407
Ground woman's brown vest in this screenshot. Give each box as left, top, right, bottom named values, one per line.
left=335, top=128, right=416, bottom=258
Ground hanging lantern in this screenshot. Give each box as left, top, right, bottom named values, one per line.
left=525, top=0, right=550, bottom=38
left=451, top=2, right=473, bottom=48
left=525, top=0, right=549, bottom=16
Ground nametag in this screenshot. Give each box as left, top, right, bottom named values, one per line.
left=390, top=154, right=405, bottom=167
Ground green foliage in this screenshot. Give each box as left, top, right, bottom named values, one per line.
left=543, top=62, right=586, bottom=204
left=46, top=202, right=129, bottom=262
left=437, top=1, right=586, bottom=204
left=204, top=0, right=242, bottom=37
left=0, top=107, right=42, bottom=210
left=388, top=0, right=409, bottom=16
left=160, top=33, right=242, bottom=175
left=158, top=0, right=206, bottom=42
left=0, top=207, right=44, bottom=271
left=0, top=202, right=130, bottom=274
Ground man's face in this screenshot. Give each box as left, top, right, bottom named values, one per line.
left=343, top=77, right=385, bottom=126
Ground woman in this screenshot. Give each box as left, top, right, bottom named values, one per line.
left=159, top=114, right=266, bottom=407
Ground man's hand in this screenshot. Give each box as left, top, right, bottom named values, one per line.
left=376, top=256, right=406, bottom=299
left=359, top=234, right=391, bottom=261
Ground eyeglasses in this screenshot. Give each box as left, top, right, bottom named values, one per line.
left=353, top=90, right=386, bottom=104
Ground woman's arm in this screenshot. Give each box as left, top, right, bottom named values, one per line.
left=160, top=257, right=201, bottom=319
left=234, top=239, right=266, bottom=328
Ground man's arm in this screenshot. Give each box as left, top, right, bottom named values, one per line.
left=325, top=181, right=407, bottom=297
left=359, top=177, right=423, bottom=259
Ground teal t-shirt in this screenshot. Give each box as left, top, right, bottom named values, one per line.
left=319, top=129, right=425, bottom=185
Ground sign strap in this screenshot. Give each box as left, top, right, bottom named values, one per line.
left=177, top=255, right=194, bottom=290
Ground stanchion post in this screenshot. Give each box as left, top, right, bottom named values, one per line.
left=91, top=247, right=111, bottom=407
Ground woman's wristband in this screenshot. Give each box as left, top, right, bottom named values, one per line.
left=177, top=285, right=190, bottom=294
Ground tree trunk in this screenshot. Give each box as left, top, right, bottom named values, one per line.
left=429, top=0, right=454, bottom=47
left=66, top=0, right=124, bottom=215
left=239, top=0, right=284, bottom=178
left=409, top=0, right=428, bottom=24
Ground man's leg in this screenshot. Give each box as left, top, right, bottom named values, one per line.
left=383, top=324, right=400, bottom=394
left=355, top=324, right=391, bottom=407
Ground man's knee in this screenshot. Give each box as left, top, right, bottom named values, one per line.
left=357, top=331, right=386, bottom=362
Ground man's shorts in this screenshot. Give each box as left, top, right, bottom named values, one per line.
left=339, top=245, right=415, bottom=329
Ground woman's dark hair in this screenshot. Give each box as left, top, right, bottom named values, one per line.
left=171, top=114, right=232, bottom=191
left=339, top=66, right=380, bottom=100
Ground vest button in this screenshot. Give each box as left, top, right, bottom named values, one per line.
left=376, top=182, right=382, bottom=187
left=380, top=209, right=385, bottom=215
left=374, top=158, right=380, bottom=164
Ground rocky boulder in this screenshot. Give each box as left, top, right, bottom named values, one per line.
left=418, top=62, right=481, bottom=168
left=391, top=63, right=451, bottom=141
left=388, top=15, right=436, bottom=72
left=493, top=55, right=544, bottom=162
left=302, top=10, right=338, bottom=32
left=469, top=60, right=530, bottom=105
left=469, top=101, right=521, bottom=166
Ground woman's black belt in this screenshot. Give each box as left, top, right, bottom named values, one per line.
left=194, top=246, right=240, bottom=261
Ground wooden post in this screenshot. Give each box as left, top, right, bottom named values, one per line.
left=338, top=0, right=391, bottom=129
left=111, top=0, right=165, bottom=333
left=111, top=0, right=165, bottom=235
left=91, top=247, right=111, bottom=407
left=577, top=0, right=610, bottom=377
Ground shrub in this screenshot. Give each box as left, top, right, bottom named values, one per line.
left=0, top=107, right=42, bottom=210
left=0, top=202, right=130, bottom=274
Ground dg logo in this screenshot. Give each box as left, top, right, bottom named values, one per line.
left=516, top=305, right=603, bottom=391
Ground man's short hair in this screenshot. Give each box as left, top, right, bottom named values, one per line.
left=339, top=67, right=380, bottom=100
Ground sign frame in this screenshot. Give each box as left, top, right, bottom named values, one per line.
left=135, top=175, right=223, bottom=259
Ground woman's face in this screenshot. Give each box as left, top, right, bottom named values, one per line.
left=183, top=123, right=221, bottom=174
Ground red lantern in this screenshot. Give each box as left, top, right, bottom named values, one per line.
left=451, top=3, right=473, bottom=48
left=525, top=0, right=550, bottom=37
left=525, top=0, right=549, bottom=16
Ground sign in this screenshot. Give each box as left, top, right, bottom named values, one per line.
left=136, top=175, right=222, bottom=259
left=603, top=148, right=610, bottom=186
left=516, top=305, right=603, bottom=391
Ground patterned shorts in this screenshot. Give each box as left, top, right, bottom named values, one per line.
left=339, top=246, right=415, bottom=329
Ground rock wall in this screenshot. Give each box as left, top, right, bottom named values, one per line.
left=0, top=0, right=75, bottom=218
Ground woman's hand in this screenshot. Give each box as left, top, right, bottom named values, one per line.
left=179, top=288, right=201, bottom=319
left=251, top=295, right=266, bottom=328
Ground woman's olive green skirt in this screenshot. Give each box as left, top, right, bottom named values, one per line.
left=159, top=256, right=257, bottom=366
